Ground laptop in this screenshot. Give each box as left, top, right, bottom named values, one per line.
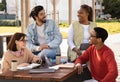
left=29, top=68, right=56, bottom=74
left=79, top=43, right=91, bottom=50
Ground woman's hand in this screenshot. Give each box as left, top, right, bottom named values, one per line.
left=74, top=63, right=83, bottom=74
left=72, top=47, right=82, bottom=55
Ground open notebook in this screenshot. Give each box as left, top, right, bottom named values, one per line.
left=17, top=63, right=41, bottom=70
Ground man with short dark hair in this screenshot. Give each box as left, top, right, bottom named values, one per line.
left=75, top=27, right=118, bottom=82
left=26, top=5, right=62, bottom=63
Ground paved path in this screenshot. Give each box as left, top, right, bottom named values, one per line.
left=105, top=34, right=120, bottom=82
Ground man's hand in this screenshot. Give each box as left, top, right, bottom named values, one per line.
left=74, top=63, right=83, bottom=74
left=72, top=47, right=82, bottom=55
left=38, top=44, right=50, bottom=51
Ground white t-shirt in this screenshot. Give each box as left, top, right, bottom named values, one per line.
left=81, top=24, right=90, bottom=43
left=68, top=24, right=90, bottom=50
left=37, top=24, right=47, bottom=45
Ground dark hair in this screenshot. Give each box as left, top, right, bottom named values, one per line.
left=81, top=4, right=93, bottom=21
left=7, top=32, right=26, bottom=51
left=94, top=27, right=108, bottom=42
left=30, top=5, right=44, bottom=20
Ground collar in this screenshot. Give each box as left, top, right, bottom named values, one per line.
left=31, top=20, right=49, bottom=29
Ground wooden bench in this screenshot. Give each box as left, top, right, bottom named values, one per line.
left=0, top=33, right=13, bottom=58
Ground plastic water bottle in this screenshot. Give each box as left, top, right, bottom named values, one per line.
left=45, top=55, right=52, bottom=66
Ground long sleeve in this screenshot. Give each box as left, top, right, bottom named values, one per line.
left=26, top=24, right=40, bottom=52
left=1, top=52, right=11, bottom=73
left=48, top=21, right=62, bottom=48
left=75, top=45, right=118, bottom=82
left=75, top=47, right=90, bottom=64
left=25, top=48, right=34, bottom=63
left=67, top=24, right=76, bottom=50
left=100, top=51, right=118, bottom=82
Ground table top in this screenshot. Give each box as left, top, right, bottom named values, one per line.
left=0, top=68, right=77, bottom=82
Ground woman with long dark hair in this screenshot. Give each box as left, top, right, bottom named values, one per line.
left=67, top=4, right=97, bottom=81
left=68, top=4, right=97, bottom=62
left=1, top=32, right=41, bottom=73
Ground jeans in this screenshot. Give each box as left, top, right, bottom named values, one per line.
left=33, top=49, right=56, bottom=63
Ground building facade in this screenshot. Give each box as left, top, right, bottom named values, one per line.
left=95, top=0, right=104, bottom=18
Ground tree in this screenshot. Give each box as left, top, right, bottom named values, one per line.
left=2, top=0, right=7, bottom=13
left=103, top=0, right=120, bottom=19
left=0, top=3, right=5, bottom=11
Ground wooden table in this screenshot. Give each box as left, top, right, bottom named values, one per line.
left=0, top=68, right=82, bottom=82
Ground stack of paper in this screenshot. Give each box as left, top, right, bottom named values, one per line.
left=17, top=63, right=41, bottom=70
left=58, top=63, right=75, bottom=69
left=49, top=63, right=75, bottom=69
left=49, top=65, right=59, bottom=70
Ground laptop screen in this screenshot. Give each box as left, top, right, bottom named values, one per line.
left=79, top=43, right=91, bottom=50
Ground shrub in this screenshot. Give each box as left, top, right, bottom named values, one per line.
left=0, top=20, right=21, bottom=26
left=96, top=18, right=120, bottom=23
left=0, top=3, right=5, bottom=11
left=59, top=22, right=69, bottom=28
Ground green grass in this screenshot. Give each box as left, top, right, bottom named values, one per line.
left=0, top=22, right=120, bottom=39
left=61, top=32, right=68, bottom=39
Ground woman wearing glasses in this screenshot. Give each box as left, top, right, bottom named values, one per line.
left=1, top=32, right=41, bottom=73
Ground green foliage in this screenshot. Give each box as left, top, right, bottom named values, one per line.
left=96, top=19, right=120, bottom=22
left=1, top=0, right=7, bottom=12
left=59, top=22, right=69, bottom=27
left=0, top=20, right=21, bottom=26
left=0, top=0, right=6, bottom=11
left=0, top=3, right=5, bottom=11
left=103, top=0, right=120, bottom=18
left=2, top=0, right=7, bottom=5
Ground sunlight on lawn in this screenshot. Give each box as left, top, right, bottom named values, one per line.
left=0, top=26, right=21, bottom=34
left=97, top=22, right=120, bottom=34
left=60, top=22, right=120, bottom=38
left=0, top=22, right=120, bottom=39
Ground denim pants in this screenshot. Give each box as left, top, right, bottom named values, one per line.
left=33, top=49, right=56, bottom=63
